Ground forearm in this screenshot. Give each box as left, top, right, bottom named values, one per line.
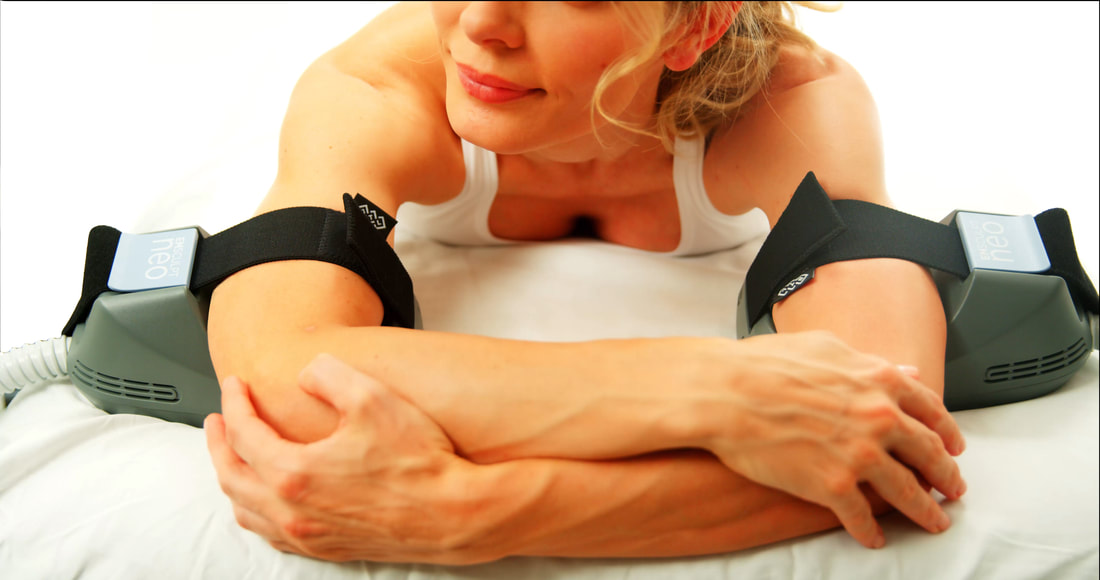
left=772, top=258, right=946, bottom=396
left=450, top=449, right=857, bottom=562
left=239, top=328, right=718, bottom=459
left=208, top=261, right=720, bottom=458
left=208, top=261, right=965, bottom=564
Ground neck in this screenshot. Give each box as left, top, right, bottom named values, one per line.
left=521, top=123, right=665, bottom=165
left=521, top=62, right=666, bottom=166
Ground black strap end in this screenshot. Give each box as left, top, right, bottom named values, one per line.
left=346, top=193, right=397, bottom=238
left=62, top=225, right=123, bottom=337
left=343, top=195, right=417, bottom=328
left=742, top=172, right=975, bottom=330
left=743, top=172, right=847, bottom=327
left=1035, top=208, right=1099, bottom=314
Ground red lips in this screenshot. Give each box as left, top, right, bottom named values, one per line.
left=455, top=63, right=538, bottom=104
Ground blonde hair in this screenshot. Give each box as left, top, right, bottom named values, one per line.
left=594, top=1, right=839, bottom=151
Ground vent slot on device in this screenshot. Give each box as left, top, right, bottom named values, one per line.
left=72, top=360, right=180, bottom=402
left=985, top=339, right=1089, bottom=383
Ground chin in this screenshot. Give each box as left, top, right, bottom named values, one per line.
left=447, top=110, right=542, bottom=155
left=445, top=87, right=587, bottom=156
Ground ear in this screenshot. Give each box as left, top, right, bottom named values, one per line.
left=662, top=1, right=742, bottom=72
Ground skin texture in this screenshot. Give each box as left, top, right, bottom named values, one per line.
left=205, top=1, right=965, bottom=563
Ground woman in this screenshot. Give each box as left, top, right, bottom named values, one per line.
left=205, top=1, right=967, bottom=564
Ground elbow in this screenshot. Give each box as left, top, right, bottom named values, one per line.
left=208, top=322, right=341, bottom=444
left=205, top=261, right=387, bottom=443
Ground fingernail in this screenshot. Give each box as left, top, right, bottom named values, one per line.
left=304, top=353, right=338, bottom=379
left=872, top=530, right=886, bottom=549
left=937, top=511, right=952, bottom=532
left=897, top=364, right=920, bottom=378
left=957, top=479, right=968, bottom=497
left=297, top=363, right=317, bottom=385
left=298, top=356, right=335, bottom=394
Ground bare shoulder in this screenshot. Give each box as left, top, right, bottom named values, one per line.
left=261, top=2, right=462, bottom=214
left=764, top=42, right=863, bottom=95
left=705, top=43, right=886, bottom=223
left=324, top=2, right=448, bottom=99
left=323, top=2, right=462, bottom=202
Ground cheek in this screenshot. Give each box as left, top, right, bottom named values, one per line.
left=430, top=2, right=463, bottom=45
left=535, top=32, right=627, bottom=104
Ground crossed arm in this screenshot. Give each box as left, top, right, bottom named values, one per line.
left=203, top=49, right=966, bottom=563
left=206, top=360, right=880, bottom=564
left=205, top=338, right=961, bottom=565
left=205, top=248, right=964, bottom=563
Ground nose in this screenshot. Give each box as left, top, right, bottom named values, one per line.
left=460, top=2, right=526, bottom=50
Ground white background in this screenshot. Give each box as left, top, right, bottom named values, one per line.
left=2, top=1, right=1098, bottom=352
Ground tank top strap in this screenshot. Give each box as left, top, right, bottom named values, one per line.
left=396, top=139, right=510, bottom=246
left=669, top=135, right=770, bottom=256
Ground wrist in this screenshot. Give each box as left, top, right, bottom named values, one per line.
left=671, top=337, right=744, bottom=453
left=433, top=458, right=515, bottom=565
left=557, top=336, right=741, bottom=457
left=636, top=336, right=741, bottom=453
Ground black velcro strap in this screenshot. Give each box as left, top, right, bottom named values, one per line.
left=62, top=195, right=416, bottom=335
left=742, top=173, right=847, bottom=331
left=743, top=172, right=970, bottom=329
left=61, top=226, right=123, bottom=337
left=1034, top=208, right=1099, bottom=314
left=190, top=206, right=349, bottom=291
left=345, top=194, right=416, bottom=327
left=821, top=199, right=970, bottom=277
left=190, top=194, right=414, bottom=328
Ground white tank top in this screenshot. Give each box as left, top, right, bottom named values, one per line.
left=396, top=136, right=769, bottom=256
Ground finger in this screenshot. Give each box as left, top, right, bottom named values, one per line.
left=220, top=376, right=302, bottom=467
left=830, top=488, right=886, bottom=549
left=269, top=539, right=301, bottom=555
left=298, top=354, right=396, bottom=423
left=234, top=503, right=316, bottom=559
left=299, top=354, right=453, bottom=452
left=889, top=417, right=967, bottom=500
left=205, top=414, right=282, bottom=510
left=895, top=377, right=966, bottom=456
left=233, top=502, right=282, bottom=542
left=205, top=412, right=249, bottom=477
left=897, top=365, right=921, bottom=380
left=860, top=483, right=893, bottom=515
left=208, top=414, right=311, bottom=544
left=866, top=458, right=952, bottom=535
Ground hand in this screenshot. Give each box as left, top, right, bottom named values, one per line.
left=204, top=354, right=477, bottom=564
left=706, top=331, right=967, bottom=549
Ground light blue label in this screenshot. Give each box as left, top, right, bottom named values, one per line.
left=956, top=212, right=1050, bottom=273
left=108, top=228, right=199, bottom=292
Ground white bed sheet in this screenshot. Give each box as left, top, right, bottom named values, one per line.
left=2, top=3, right=1097, bottom=579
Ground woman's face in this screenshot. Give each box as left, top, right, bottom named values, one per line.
left=431, top=1, right=666, bottom=160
